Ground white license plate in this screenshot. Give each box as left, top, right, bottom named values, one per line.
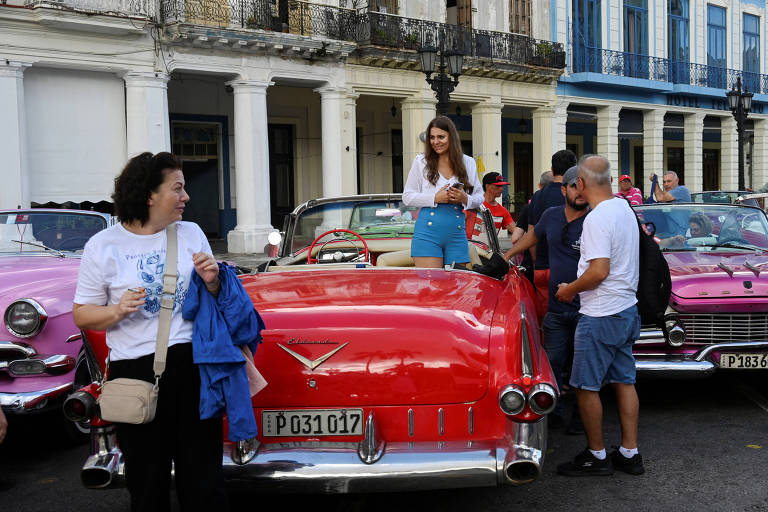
left=720, top=353, right=768, bottom=369
left=261, top=409, right=364, bottom=437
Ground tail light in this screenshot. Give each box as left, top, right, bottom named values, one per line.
left=498, top=385, right=526, bottom=415
left=528, top=384, right=557, bottom=415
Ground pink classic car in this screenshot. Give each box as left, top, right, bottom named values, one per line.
left=0, top=209, right=110, bottom=439
left=633, top=202, right=768, bottom=376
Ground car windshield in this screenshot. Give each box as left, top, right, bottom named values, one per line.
left=0, top=211, right=107, bottom=254
left=691, top=191, right=759, bottom=207
left=288, top=198, right=495, bottom=255
left=634, top=204, right=768, bottom=252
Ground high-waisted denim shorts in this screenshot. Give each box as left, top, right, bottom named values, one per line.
left=410, top=203, right=470, bottom=264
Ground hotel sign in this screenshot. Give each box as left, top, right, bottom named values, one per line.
left=666, top=94, right=765, bottom=113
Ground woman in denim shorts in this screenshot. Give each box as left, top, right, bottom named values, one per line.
left=402, top=116, right=484, bottom=268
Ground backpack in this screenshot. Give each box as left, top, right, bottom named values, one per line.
left=634, top=215, right=672, bottom=327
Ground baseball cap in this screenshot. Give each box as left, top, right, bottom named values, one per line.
left=620, top=174, right=632, bottom=182
left=562, top=166, right=579, bottom=186
left=482, top=172, right=510, bottom=187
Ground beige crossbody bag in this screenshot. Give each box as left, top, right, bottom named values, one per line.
left=98, top=224, right=178, bottom=424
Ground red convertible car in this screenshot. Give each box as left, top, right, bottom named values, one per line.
left=69, top=194, right=557, bottom=492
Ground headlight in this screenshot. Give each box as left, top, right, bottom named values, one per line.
left=4, top=299, right=47, bottom=338
left=498, top=385, right=526, bottom=415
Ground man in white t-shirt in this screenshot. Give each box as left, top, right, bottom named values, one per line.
left=554, top=154, right=643, bottom=477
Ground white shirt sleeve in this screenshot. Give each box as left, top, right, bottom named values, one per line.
left=463, top=156, right=485, bottom=210
left=73, top=237, right=108, bottom=306
left=402, top=156, right=437, bottom=208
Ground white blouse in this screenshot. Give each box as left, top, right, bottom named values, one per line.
left=402, top=154, right=485, bottom=210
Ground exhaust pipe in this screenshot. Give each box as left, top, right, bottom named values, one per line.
left=81, top=426, right=125, bottom=489
left=497, top=420, right=546, bottom=485
left=505, top=460, right=541, bottom=484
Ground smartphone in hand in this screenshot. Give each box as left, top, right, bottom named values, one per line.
left=451, top=182, right=463, bottom=190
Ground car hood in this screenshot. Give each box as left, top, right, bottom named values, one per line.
left=0, top=255, right=81, bottom=317
left=240, top=269, right=503, bottom=407
left=665, top=251, right=768, bottom=299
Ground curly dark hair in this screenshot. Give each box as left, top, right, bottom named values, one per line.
left=112, top=152, right=183, bottom=225
left=423, top=116, right=473, bottom=194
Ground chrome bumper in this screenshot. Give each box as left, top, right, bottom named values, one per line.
left=635, top=341, right=768, bottom=378
left=0, top=383, right=72, bottom=413
left=222, top=419, right=547, bottom=493
left=81, top=418, right=547, bottom=493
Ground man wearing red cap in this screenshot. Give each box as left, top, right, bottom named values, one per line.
left=615, top=174, right=643, bottom=205
left=481, top=172, right=515, bottom=233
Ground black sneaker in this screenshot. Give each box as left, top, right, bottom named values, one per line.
left=556, top=448, right=613, bottom=476
left=610, top=449, right=645, bottom=475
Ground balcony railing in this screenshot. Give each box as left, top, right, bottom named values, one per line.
left=25, top=0, right=153, bottom=17
left=573, top=46, right=768, bottom=94
left=161, top=0, right=359, bottom=41
left=358, top=11, right=565, bottom=69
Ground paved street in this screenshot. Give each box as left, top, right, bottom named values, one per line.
left=2, top=373, right=767, bottom=512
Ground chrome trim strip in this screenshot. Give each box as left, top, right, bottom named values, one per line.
left=519, top=303, right=533, bottom=380
left=635, top=329, right=665, bottom=345
left=438, top=408, right=444, bottom=436
left=0, top=340, right=37, bottom=357
left=66, top=333, right=82, bottom=344
left=468, top=407, right=474, bottom=435
left=0, top=382, right=72, bottom=411
left=357, top=412, right=385, bottom=464
left=635, top=360, right=716, bottom=378
left=407, top=408, right=414, bottom=437
left=694, top=341, right=768, bottom=361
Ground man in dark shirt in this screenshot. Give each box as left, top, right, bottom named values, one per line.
left=504, top=166, right=588, bottom=430
left=528, top=150, right=577, bottom=319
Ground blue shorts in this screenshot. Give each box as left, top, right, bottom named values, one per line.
left=569, top=304, right=641, bottom=392
left=410, top=204, right=470, bottom=264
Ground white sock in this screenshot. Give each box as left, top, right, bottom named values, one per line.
left=589, top=448, right=607, bottom=460
left=619, top=446, right=638, bottom=458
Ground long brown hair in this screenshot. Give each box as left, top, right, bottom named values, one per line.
left=423, top=116, right=473, bottom=193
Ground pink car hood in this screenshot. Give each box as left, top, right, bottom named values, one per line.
left=0, top=255, right=82, bottom=319
left=665, top=251, right=768, bottom=300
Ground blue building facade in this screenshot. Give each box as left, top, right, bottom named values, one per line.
left=551, top=0, right=768, bottom=195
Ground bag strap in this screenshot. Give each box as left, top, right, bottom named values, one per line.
left=152, top=223, right=178, bottom=382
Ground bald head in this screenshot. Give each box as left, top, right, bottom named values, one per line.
left=577, top=154, right=612, bottom=186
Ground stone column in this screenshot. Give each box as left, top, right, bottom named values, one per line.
left=720, top=116, right=739, bottom=191
left=122, top=72, right=171, bottom=157
left=532, top=106, right=554, bottom=187
left=683, top=112, right=706, bottom=193
left=642, top=109, right=665, bottom=198
left=341, top=91, right=359, bottom=195
left=0, top=62, right=30, bottom=209
left=752, top=118, right=768, bottom=191
left=550, top=102, right=568, bottom=158
left=401, top=94, right=436, bottom=183
left=596, top=104, right=621, bottom=190
left=315, top=86, right=351, bottom=197
left=226, top=79, right=276, bottom=254
left=471, top=101, right=503, bottom=175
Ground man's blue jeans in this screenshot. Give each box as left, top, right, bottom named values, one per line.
left=541, top=310, right=582, bottom=416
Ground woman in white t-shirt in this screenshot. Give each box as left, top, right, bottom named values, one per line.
left=72, top=152, right=227, bottom=511
left=402, top=116, right=484, bottom=268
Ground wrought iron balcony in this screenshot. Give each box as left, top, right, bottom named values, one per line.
left=572, top=46, right=768, bottom=94
left=357, top=11, right=565, bottom=70
left=161, top=0, right=359, bottom=41
left=24, top=0, right=154, bottom=18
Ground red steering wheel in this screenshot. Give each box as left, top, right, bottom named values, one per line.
left=307, top=229, right=370, bottom=264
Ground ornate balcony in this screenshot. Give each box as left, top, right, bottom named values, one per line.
left=24, top=0, right=153, bottom=18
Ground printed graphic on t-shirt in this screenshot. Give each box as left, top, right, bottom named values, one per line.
left=130, top=249, right=186, bottom=316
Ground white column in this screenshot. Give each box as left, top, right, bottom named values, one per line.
left=596, top=105, right=621, bottom=190
left=720, top=116, right=739, bottom=191
left=122, top=72, right=171, bottom=157
left=643, top=109, right=665, bottom=198
left=0, top=62, right=30, bottom=209
left=532, top=106, right=554, bottom=187
left=341, top=91, right=359, bottom=195
left=471, top=101, right=503, bottom=175
left=315, top=86, right=349, bottom=197
left=226, top=80, right=276, bottom=254
left=400, top=94, right=437, bottom=183
left=684, top=112, right=706, bottom=193
left=752, top=118, right=768, bottom=191
left=550, top=102, right=568, bottom=158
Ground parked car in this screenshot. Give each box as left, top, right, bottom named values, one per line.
left=633, top=202, right=768, bottom=377
left=71, top=194, right=557, bottom=492
left=0, top=209, right=111, bottom=440
left=691, top=190, right=762, bottom=209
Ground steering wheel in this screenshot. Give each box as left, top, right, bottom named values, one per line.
left=307, top=229, right=370, bottom=264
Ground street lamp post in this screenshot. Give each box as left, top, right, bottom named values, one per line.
left=418, top=42, right=464, bottom=116
left=727, top=76, right=754, bottom=191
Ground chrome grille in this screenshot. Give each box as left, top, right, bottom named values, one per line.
left=679, top=313, right=768, bottom=344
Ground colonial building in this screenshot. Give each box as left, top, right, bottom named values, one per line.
left=0, top=0, right=564, bottom=252
left=552, top=0, right=768, bottom=196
